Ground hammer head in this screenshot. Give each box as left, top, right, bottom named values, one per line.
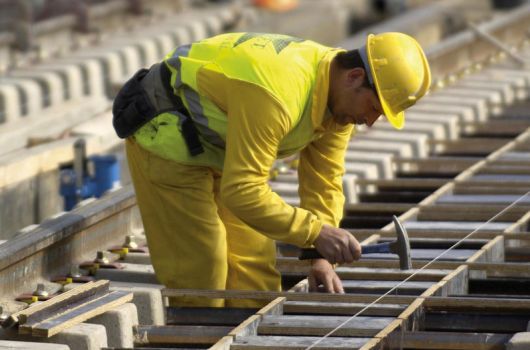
left=392, top=215, right=412, bottom=270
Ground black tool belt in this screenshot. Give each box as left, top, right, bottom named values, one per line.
left=112, top=63, right=204, bottom=156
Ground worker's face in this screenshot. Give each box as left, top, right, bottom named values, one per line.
left=330, top=68, right=383, bottom=127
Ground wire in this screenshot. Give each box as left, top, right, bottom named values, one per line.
left=305, top=189, right=530, bottom=350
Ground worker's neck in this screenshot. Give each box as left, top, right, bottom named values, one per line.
left=327, top=58, right=340, bottom=111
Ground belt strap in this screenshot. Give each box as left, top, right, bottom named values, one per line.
left=159, top=62, right=204, bottom=156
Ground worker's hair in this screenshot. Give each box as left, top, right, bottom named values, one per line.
left=334, top=49, right=373, bottom=90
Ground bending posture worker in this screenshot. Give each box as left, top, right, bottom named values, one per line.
left=113, top=32, right=431, bottom=307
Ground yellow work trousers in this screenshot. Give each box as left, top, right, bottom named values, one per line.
left=126, top=138, right=281, bottom=307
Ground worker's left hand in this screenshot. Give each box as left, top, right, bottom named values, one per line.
left=308, top=258, right=344, bottom=293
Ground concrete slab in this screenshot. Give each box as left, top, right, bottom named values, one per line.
left=88, top=303, right=138, bottom=348
left=457, top=79, right=516, bottom=104
left=437, top=194, right=530, bottom=205
left=417, top=94, right=488, bottom=122
left=344, top=151, right=393, bottom=179
left=48, top=323, right=107, bottom=350
left=410, top=102, right=477, bottom=123
left=110, top=282, right=165, bottom=325
left=404, top=220, right=511, bottom=232
left=376, top=119, right=447, bottom=141
left=343, top=174, right=357, bottom=204
left=344, top=162, right=379, bottom=179
left=10, top=70, right=65, bottom=108
left=0, top=78, right=42, bottom=117
left=507, top=332, right=530, bottom=350
left=349, top=139, right=413, bottom=158
left=353, top=130, right=428, bottom=157
left=437, top=87, right=504, bottom=115
left=406, top=111, right=460, bottom=140
left=56, top=57, right=105, bottom=97
left=94, top=263, right=158, bottom=284
left=0, top=84, right=20, bottom=123
left=0, top=341, right=69, bottom=349
left=35, top=63, right=84, bottom=101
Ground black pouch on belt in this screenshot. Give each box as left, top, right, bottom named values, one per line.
left=112, top=68, right=158, bottom=138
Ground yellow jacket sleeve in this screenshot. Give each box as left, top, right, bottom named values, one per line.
left=298, top=118, right=354, bottom=227
left=219, top=79, right=322, bottom=247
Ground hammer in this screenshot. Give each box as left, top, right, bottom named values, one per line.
left=299, top=215, right=412, bottom=270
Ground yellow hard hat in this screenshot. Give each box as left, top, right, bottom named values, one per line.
left=362, top=32, right=431, bottom=129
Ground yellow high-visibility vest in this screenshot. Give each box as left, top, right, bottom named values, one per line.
left=134, top=32, right=340, bottom=170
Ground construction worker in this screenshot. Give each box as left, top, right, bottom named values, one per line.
left=113, top=32, right=431, bottom=307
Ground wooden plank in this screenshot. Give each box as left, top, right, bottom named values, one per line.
left=356, top=178, right=447, bottom=190
left=282, top=301, right=405, bottom=317
left=166, top=307, right=258, bottom=326
left=361, top=248, right=477, bottom=262
left=277, top=257, right=530, bottom=277
left=387, top=331, right=511, bottom=350
left=424, top=312, right=529, bottom=333
left=429, top=138, right=509, bottom=156
left=341, top=280, right=435, bottom=295
left=231, top=335, right=370, bottom=349
left=343, top=202, right=415, bottom=214
left=6, top=280, right=109, bottom=328
left=418, top=203, right=529, bottom=222
left=24, top=290, right=132, bottom=337
left=335, top=266, right=450, bottom=282
left=162, top=288, right=417, bottom=304
left=133, top=325, right=231, bottom=345
left=258, top=315, right=394, bottom=337
left=394, top=157, right=479, bottom=174
left=424, top=295, right=530, bottom=312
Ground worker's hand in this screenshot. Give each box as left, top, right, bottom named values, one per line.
left=308, top=259, right=344, bottom=293
left=313, top=225, right=361, bottom=264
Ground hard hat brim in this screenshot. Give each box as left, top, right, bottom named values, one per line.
left=365, top=33, right=405, bottom=130
left=380, top=98, right=404, bottom=130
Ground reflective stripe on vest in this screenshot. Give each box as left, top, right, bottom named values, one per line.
left=166, top=44, right=226, bottom=148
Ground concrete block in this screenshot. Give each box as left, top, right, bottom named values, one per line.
left=376, top=119, right=446, bottom=141
left=36, top=63, right=84, bottom=101
left=0, top=340, right=69, bottom=349
left=344, top=161, right=379, bottom=179
left=48, top=323, right=107, bottom=350
left=57, top=58, right=105, bottom=97
left=349, top=139, right=413, bottom=158
left=436, top=87, right=504, bottom=116
left=354, top=130, right=428, bottom=157
left=0, top=84, right=20, bottom=123
left=0, top=78, right=42, bottom=117
left=507, top=332, right=530, bottom=350
left=110, top=282, right=165, bottom=325
left=73, top=49, right=123, bottom=97
left=95, top=263, right=158, bottom=284
left=406, top=111, right=460, bottom=140
left=418, top=94, right=487, bottom=122
left=457, top=79, right=516, bottom=104
left=122, top=252, right=152, bottom=265
left=10, top=70, right=65, bottom=108
left=404, top=220, right=511, bottom=232
left=344, top=150, right=394, bottom=179
left=88, top=303, right=138, bottom=348
left=0, top=323, right=105, bottom=350
left=411, top=101, right=476, bottom=123
left=343, top=174, right=357, bottom=204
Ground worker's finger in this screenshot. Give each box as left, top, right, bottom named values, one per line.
left=349, top=235, right=362, bottom=260
left=333, top=275, right=345, bottom=294
left=308, top=273, right=317, bottom=292
left=323, top=273, right=335, bottom=293
left=341, top=239, right=355, bottom=263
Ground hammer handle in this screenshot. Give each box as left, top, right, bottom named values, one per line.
left=299, top=242, right=393, bottom=260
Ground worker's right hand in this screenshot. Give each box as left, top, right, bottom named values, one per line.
left=313, top=225, right=361, bottom=264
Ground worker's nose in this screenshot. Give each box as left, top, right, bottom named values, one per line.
left=366, top=112, right=381, bottom=127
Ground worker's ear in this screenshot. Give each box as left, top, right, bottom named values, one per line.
left=346, top=67, right=366, bottom=89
